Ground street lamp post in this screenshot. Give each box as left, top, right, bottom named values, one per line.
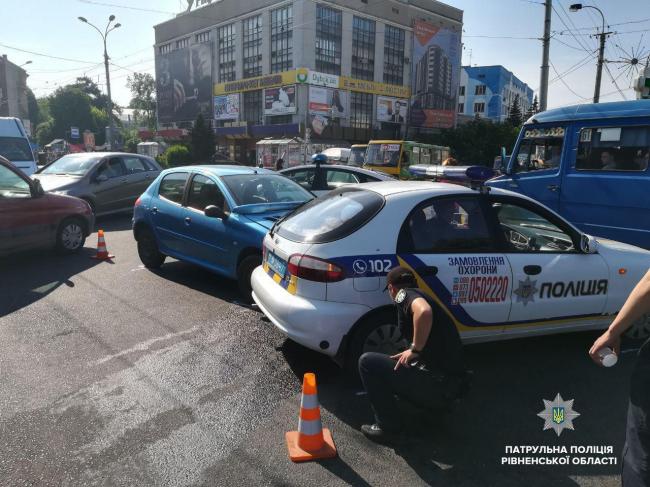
left=78, top=15, right=121, bottom=149
left=569, top=3, right=610, bottom=103
left=19, top=61, right=32, bottom=68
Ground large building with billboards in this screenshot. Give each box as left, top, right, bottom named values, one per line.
left=154, top=0, right=463, bottom=164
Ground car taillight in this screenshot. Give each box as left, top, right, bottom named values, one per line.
left=287, top=254, right=344, bottom=282
left=135, top=197, right=142, bottom=207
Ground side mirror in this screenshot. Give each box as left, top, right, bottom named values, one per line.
left=32, top=179, right=45, bottom=197
left=204, top=205, right=227, bottom=219
left=580, top=234, right=598, bottom=254
left=95, top=174, right=108, bottom=184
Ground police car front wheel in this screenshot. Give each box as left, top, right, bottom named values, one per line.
left=625, top=314, right=650, bottom=340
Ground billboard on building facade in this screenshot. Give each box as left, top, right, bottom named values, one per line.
left=309, top=86, right=349, bottom=118
left=264, top=85, right=297, bottom=115
left=214, top=94, right=240, bottom=121
left=410, top=20, right=461, bottom=129
left=157, top=43, right=213, bottom=123
left=377, top=96, right=408, bottom=123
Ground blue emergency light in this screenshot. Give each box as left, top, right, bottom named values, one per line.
left=408, top=164, right=496, bottom=182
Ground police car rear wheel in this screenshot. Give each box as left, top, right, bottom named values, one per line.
left=237, top=255, right=261, bottom=303
left=625, top=314, right=650, bottom=340
left=345, top=310, right=408, bottom=377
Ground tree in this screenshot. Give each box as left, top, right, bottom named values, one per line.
left=531, top=95, right=539, bottom=114
left=166, top=144, right=192, bottom=167
left=26, top=88, right=40, bottom=130
left=48, top=86, right=95, bottom=141
left=190, top=113, right=215, bottom=162
left=127, top=72, right=156, bottom=129
left=426, top=119, right=520, bottom=166
left=507, top=94, right=523, bottom=126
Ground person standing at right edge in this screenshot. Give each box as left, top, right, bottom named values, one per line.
left=590, top=269, right=650, bottom=487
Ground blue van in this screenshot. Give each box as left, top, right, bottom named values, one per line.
left=487, top=100, right=650, bottom=249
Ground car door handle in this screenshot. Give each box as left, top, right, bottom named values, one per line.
left=184, top=217, right=191, bottom=225
left=524, top=265, right=542, bottom=275
left=547, top=184, right=560, bottom=192
left=145, top=174, right=151, bottom=180
left=415, top=266, right=438, bottom=277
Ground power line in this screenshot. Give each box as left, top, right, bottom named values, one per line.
left=77, top=0, right=175, bottom=15
left=549, top=59, right=591, bottom=100
left=0, top=42, right=97, bottom=64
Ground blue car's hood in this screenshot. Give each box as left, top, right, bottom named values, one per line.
left=233, top=201, right=311, bottom=230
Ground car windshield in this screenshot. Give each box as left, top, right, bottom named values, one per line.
left=277, top=188, right=385, bottom=243
left=220, top=174, right=313, bottom=206
left=0, top=136, right=34, bottom=162
left=366, top=143, right=401, bottom=167
left=41, top=154, right=102, bottom=175
left=0, top=164, right=31, bottom=198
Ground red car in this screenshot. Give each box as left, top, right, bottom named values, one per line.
left=0, top=156, right=94, bottom=256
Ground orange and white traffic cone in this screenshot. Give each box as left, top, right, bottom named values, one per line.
left=91, top=229, right=114, bottom=260
left=286, top=372, right=337, bottom=462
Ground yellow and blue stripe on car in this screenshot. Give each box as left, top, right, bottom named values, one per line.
left=263, top=262, right=298, bottom=295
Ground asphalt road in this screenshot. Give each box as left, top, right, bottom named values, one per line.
left=0, top=213, right=641, bottom=486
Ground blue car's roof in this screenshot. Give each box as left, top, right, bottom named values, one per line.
left=161, top=165, right=274, bottom=177
left=527, top=99, right=650, bottom=124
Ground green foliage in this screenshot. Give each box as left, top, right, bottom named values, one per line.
left=48, top=87, right=95, bottom=141
left=166, top=144, right=192, bottom=167
left=508, top=94, right=523, bottom=127
left=26, top=88, right=40, bottom=129
left=35, top=120, right=54, bottom=146
left=190, top=113, right=215, bottom=162
left=122, top=128, right=141, bottom=153
left=155, top=152, right=168, bottom=168
left=427, top=119, right=520, bottom=166
left=127, top=72, right=156, bottom=129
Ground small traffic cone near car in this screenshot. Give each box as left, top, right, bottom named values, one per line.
left=91, top=229, right=114, bottom=260
left=286, top=372, right=337, bottom=462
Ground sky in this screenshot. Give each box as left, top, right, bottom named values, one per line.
left=3, top=0, right=647, bottom=110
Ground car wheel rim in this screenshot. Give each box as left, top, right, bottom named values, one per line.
left=61, top=224, right=83, bottom=250
left=363, top=324, right=408, bottom=355
left=627, top=314, right=650, bottom=340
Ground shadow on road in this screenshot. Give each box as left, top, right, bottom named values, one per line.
left=94, top=213, right=133, bottom=233
left=0, top=247, right=101, bottom=317
left=276, top=330, right=634, bottom=485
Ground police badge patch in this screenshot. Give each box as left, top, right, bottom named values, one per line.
left=395, top=289, right=407, bottom=304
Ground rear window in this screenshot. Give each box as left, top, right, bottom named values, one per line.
left=277, top=188, right=384, bottom=243
left=0, top=136, right=34, bottom=162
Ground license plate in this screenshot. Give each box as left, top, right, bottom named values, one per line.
left=267, top=251, right=287, bottom=278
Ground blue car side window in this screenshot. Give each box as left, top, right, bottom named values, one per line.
left=187, top=175, right=226, bottom=211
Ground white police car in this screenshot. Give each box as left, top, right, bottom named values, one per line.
left=251, top=181, right=650, bottom=368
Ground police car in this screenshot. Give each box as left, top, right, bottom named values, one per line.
left=251, top=181, right=650, bottom=368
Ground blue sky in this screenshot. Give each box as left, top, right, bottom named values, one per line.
left=3, top=0, right=647, bottom=109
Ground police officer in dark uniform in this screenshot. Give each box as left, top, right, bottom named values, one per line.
left=359, top=266, right=466, bottom=442
left=590, top=269, right=650, bottom=486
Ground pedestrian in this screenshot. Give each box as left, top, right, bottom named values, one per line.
left=359, top=266, right=466, bottom=443
left=589, top=269, right=650, bottom=486
left=275, top=157, right=284, bottom=171
left=311, top=153, right=328, bottom=191
left=442, top=157, right=459, bottom=166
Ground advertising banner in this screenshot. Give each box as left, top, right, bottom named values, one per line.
left=214, top=94, right=240, bottom=121
left=264, top=85, right=297, bottom=115
left=309, top=86, right=349, bottom=118
left=156, top=43, right=213, bottom=123
left=377, top=96, right=408, bottom=123
left=215, top=69, right=308, bottom=95
left=306, top=71, right=340, bottom=88
left=410, top=20, right=461, bottom=128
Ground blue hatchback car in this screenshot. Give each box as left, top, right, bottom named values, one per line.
left=132, top=165, right=313, bottom=299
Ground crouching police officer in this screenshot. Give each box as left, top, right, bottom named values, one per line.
left=359, top=266, right=466, bottom=442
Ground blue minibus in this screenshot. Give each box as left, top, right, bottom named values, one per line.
left=487, top=100, right=650, bottom=248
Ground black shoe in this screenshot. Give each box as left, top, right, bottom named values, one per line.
left=361, top=424, right=401, bottom=443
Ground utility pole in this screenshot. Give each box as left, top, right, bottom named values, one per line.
left=539, top=0, right=552, bottom=112
left=569, top=4, right=610, bottom=103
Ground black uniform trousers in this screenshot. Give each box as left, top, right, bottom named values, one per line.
left=359, top=352, right=449, bottom=433
left=623, top=338, right=650, bottom=487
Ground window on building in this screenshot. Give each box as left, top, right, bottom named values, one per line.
left=218, top=24, right=236, bottom=82
left=383, top=25, right=405, bottom=85
left=458, top=103, right=464, bottom=113
left=350, top=92, right=373, bottom=129
left=271, top=5, right=293, bottom=73
left=195, top=31, right=211, bottom=44
left=176, top=37, right=190, bottom=49
left=474, top=102, right=485, bottom=113
left=159, top=43, right=172, bottom=54
left=243, top=90, right=263, bottom=125
left=475, top=84, right=486, bottom=95
left=242, top=16, right=263, bottom=78
left=315, top=5, right=342, bottom=75
left=459, top=86, right=465, bottom=96
left=352, top=16, right=375, bottom=81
